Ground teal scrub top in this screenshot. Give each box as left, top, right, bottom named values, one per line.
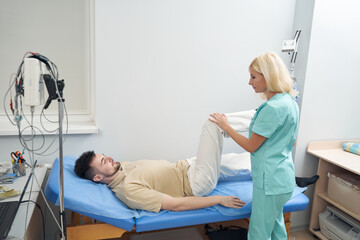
left=249, top=93, right=299, bottom=195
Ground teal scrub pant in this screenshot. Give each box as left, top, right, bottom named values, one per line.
left=248, top=185, right=293, bottom=240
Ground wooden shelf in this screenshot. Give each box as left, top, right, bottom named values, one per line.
left=307, top=140, right=360, bottom=175
left=307, top=140, right=360, bottom=239
left=318, top=192, right=360, bottom=221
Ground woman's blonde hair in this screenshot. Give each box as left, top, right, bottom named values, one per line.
left=249, top=52, right=298, bottom=98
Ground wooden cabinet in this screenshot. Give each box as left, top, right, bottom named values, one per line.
left=307, top=140, right=360, bottom=239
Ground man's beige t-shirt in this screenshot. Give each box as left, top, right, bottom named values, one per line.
left=108, top=159, right=193, bottom=213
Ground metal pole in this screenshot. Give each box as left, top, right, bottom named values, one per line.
left=58, top=100, right=66, bottom=239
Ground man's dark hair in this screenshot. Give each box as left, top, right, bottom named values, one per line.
left=74, top=151, right=96, bottom=181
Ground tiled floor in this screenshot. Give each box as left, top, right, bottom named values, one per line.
left=289, top=229, right=319, bottom=240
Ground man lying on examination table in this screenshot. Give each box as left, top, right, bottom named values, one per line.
left=74, top=118, right=318, bottom=213
left=75, top=119, right=246, bottom=213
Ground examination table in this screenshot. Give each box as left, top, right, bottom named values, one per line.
left=45, top=155, right=309, bottom=240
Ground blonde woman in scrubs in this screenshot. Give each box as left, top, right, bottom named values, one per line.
left=209, top=52, right=299, bottom=240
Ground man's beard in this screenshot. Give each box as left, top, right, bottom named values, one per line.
left=114, top=162, right=121, bottom=172
left=106, top=162, right=121, bottom=177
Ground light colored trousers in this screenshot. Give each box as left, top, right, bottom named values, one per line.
left=187, top=110, right=255, bottom=196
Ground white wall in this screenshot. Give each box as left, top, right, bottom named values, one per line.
left=95, top=0, right=296, bottom=161
left=0, top=0, right=297, bottom=164
left=292, top=0, right=360, bottom=229
left=291, top=0, right=315, bottom=110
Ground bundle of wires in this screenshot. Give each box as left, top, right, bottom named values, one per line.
left=3, top=51, right=68, bottom=157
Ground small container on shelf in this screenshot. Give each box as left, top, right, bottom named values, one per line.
left=12, top=162, right=26, bottom=177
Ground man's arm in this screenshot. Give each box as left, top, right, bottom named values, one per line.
left=161, top=194, right=245, bottom=211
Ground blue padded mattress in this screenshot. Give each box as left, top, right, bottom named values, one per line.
left=45, top=156, right=309, bottom=232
